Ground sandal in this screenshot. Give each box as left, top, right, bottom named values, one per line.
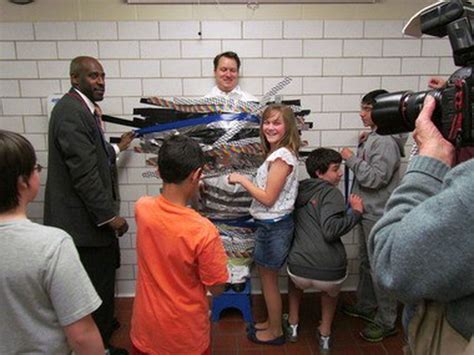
left=247, top=330, right=285, bottom=345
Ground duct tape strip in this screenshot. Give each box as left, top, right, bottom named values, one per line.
left=135, top=112, right=260, bottom=136
left=143, top=96, right=259, bottom=114
left=259, top=77, right=293, bottom=107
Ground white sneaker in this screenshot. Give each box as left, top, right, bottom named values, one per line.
left=283, top=313, right=298, bottom=342
left=318, top=331, right=332, bottom=353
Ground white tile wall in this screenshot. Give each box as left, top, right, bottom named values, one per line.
left=303, top=77, right=341, bottom=94
left=183, top=78, right=218, bottom=96
left=324, top=21, right=363, bottom=38
left=363, top=58, right=401, bottom=75
left=201, top=21, right=241, bottom=39
left=58, top=41, right=99, bottom=59
left=0, top=23, right=34, bottom=40
left=142, top=78, right=182, bottom=96
left=24, top=116, right=49, bottom=133
left=20, top=80, right=61, bottom=97
left=401, top=57, right=439, bottom=75
left=242, top=58, right=282, bottom=76
left=422, top=38, right=452, bottom=57
left=38, top=60, right=70, bottom=78
left=106, top=79, right=142, bottom=97
left=284, top=20, right=323, bottom=39
left=283, top=58, right=322, bottom=76
left=243, top=21, right=283, bottom=39
left=222, top=40, right=262, bottom=58
left=77, top=22, right=118, bottom=40
left=0, top=116, right=24, bottom=132
left=99, top=41, right=140, bottom=59
left=0, top=80, right=20, bottom=97
left=382, top=76, right=420, bottom=92
left=323, top=58, right=362, bottom=76
left=364, top=20, right=404, bottom=38
left=0, top=42, right=15, bottom=60
left=383, top=39, right=421, bottom=57
left=140, top=41, right=181, bottom=59
left=17, top=42, right=58, bottom=60
left=304, top=39, right=343, bottom=57
left=342, top=76, right=381, bottom=94
left=34, top=22, right=76, bottom=40
left=0, top=19, right=453, bottom=297
left=344, top=39, right=382, bottom=57
left=181, top=40, right=221, bottom=58
left=120, top=60, right=161, bottom=78
left=159, top=21, right=200, bottom=40
left=263, top=40, right=302, bottom=58
left=118, top=21, right=159, bottom=40
left=2, top=98, right=42, bottom=115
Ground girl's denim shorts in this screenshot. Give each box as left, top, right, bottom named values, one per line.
left=253, top=215, right=294, bottom=270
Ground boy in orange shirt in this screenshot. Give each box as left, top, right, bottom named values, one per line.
left=130, top=135, right=228, bottom=355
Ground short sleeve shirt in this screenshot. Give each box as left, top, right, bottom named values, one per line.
left=250, top=147, right=299, bottom=220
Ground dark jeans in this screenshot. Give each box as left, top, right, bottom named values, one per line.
left=77, top=240, right=120, bottom=346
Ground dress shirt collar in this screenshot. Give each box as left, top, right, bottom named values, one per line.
left=73, top=88, right=96, bottom=115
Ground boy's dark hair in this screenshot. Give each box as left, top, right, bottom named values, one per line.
left=213, top=51, right=241, bottom=71
left=361, top=89, right=388, bottom=106
left=305, top=148, right=342, bottom=178
left=158, top=134, right=205, bottom=184
left=0, top=130, right=36, bottom=213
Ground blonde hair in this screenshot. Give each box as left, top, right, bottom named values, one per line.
left=260, top=104, right=301, bottom=156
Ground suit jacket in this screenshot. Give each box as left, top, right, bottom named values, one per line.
left=44, top=89, right=120, bottom=247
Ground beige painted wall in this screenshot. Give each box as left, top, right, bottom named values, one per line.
left=1, top=0, right=435, bottom=22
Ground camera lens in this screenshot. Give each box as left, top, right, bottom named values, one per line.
left=372, top=90, right=442, bottom=135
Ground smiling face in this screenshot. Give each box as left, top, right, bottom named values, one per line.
left=316, top=162, right=343, bottom=186
left=214, top=56, right=239, bottom=93
left=71, top=58, right=105, bottom=102
left=262, top=109, right=286, bottom=150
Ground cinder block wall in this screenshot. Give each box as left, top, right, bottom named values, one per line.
left=0, top=15, right=454, bottom=296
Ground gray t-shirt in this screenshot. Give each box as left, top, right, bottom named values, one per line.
left=0, top=219, right=102, bottom=354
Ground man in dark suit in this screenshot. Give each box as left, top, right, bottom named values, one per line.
left=44, top=56, right=131, bottom=355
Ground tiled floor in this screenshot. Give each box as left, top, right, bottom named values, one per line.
left=111, top=292, right=405, bottom=354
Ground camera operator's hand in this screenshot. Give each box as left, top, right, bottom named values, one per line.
left=413, top=95, right=454, bottom=167
left=427, top=76, right=447, bottom=89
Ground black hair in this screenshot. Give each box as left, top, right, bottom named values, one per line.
left=158, top=134, right=205, bottom=184
left=361, top=89, right=388, bottom=106
left=0, top=130, right=36, bottom=213
left=305, top=148, right=342, bottom=178
left=213, top=51, right=241, bottom=71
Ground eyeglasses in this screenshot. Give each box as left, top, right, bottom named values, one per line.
left=34, top=164, right=43, bottom=173
left=360, top=105, right=373, bottom=112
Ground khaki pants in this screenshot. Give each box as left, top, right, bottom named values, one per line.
left=404, top=301, right=473, bottom=355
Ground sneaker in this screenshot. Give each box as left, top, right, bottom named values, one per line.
left=282, top=313, right=298, bottom=342
left=341, top=303, right=376, bottom=323
left=317, top=330, right=331, bottom=354
left=360, top=322, right=398, bottom=342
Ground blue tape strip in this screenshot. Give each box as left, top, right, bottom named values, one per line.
left=135, top=113, right=260, bottom=137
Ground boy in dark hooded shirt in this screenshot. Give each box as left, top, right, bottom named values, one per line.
left=284, top=148, right=364, bottom=353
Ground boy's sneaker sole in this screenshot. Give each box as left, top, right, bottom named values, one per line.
left=341, top=304, right=376, bottom=324
left=360, top=325, right=398, bottom=343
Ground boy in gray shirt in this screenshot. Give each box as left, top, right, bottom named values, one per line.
left=0, top=130, right=103, bottom=355
left=341, top=90, right=405, bottom=342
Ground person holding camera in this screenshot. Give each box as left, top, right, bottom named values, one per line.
left=340, top=89, right=405, bottom=342
left=369, top=95, right=473, bottom=354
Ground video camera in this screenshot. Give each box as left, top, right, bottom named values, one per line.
left=372, top=0, right=474, bottom=147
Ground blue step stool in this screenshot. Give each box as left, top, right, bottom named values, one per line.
left=211, top=279, right=253, bottom=323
